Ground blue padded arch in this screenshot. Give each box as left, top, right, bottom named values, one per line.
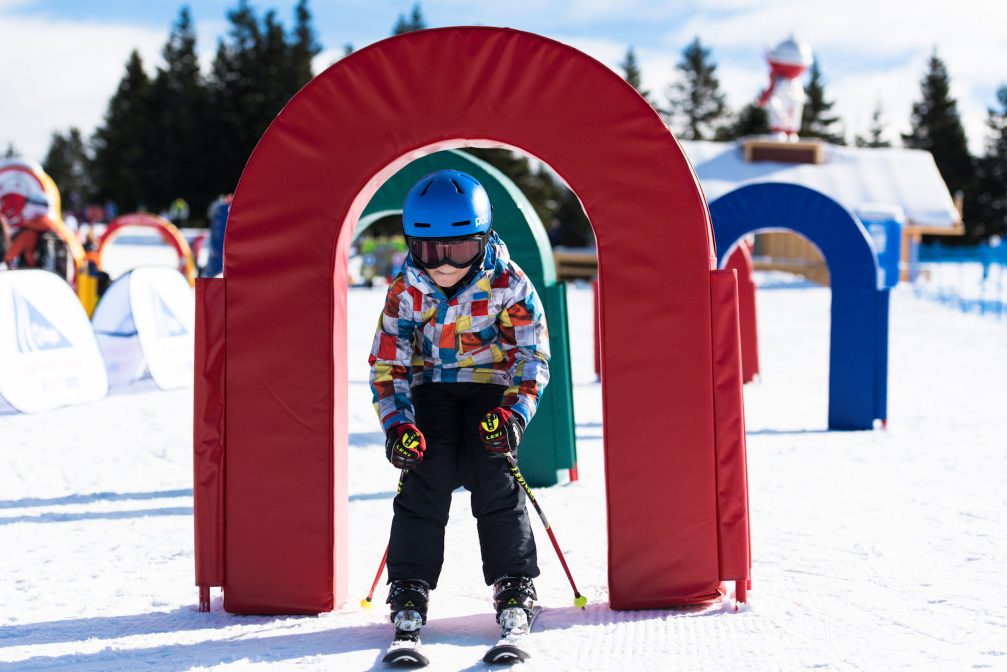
left=711, top=182, right=889, bottom=431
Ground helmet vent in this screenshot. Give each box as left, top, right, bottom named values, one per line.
left=419, top=180, right=434, bottom=196
left=451, top=220, right=471, bottom=227
left=449, top=178, right=464, bottom=194
left=413, top=222, right=431, bottom=228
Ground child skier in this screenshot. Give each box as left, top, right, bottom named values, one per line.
left=368, top=169, right=550, bottom=662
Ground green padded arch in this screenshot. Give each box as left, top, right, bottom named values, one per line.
left=357, top=149, right=576, bottom=486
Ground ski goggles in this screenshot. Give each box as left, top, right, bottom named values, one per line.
left=407, top=234, right=486, bottom=269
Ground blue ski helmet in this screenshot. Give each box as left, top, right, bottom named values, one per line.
left=402, top=170, right=492, bottom=238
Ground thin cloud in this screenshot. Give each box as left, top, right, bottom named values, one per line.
left=4, top=0, right=1004, bottom=162
left=0, top=13, right=164, bottom=161
left=662, top=0, right=1007, bottom=149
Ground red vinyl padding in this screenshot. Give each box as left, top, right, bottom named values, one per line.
left=725, top=243, right=760, bottom=383
left=710, top=270, right=752, bottom=583
left=206, top=26, right=746, bottom=613
left=194, top=278, right=226, bottom=591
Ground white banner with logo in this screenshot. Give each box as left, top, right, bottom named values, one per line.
left=92, top=267, right=194, bottom=390
left=0, top=270, right=109, bottom=413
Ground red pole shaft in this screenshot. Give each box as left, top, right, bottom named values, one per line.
left=365, top=545, right=390, bottom=604
left=362, top=469, right=408, bottom=606
left=544, top=522, right=582, bottom=599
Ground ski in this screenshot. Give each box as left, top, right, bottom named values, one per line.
left=483, top=605, right=542, bottom=665
left=382, top=633, right=429, bottom=667
left=384, top=584, right=430, bottom=667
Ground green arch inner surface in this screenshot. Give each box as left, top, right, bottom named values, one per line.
left=358, top=149, right=576, bottom=486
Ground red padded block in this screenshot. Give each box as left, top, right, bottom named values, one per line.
left=219, top=26, right=726, bottom=613
left=194, top=278, right=226, bottom=590
left=710, top=270, right=752, bottom=582
left=725, top=243, right=760, bottom=383
left=592, top=279, right=601, bottom=380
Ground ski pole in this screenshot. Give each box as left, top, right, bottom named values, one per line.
left=361, top=469, right=409, bottom=608
left=503, top=451, right=587, bottom=609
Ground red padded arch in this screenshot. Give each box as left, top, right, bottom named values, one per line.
left=221, top=27, right=723, bottom=612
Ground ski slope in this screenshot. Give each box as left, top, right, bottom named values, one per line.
left=1, top=277, right=1005, bottom=671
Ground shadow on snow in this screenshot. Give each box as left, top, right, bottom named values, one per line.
left=0, top=601, right=731, bottom=671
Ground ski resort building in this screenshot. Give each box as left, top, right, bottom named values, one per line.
left=554, top=139, right=962, bottom=283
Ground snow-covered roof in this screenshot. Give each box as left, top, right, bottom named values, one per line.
left=679, top=140, right=961, bottom=229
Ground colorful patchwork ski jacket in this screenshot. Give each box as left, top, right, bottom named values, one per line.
left=369, top=231, right=550, bottom=431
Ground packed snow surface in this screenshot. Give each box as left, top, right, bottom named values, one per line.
left=2, top=276, right=1005, bottom=671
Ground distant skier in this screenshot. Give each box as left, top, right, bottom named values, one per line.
left=368, top=169, right=550, bottom=665
left=203, top=193, right=230, bottom=277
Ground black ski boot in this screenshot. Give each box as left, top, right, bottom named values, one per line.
left=492, top=575, right=537, bottom=631
left=382, top=579, right=431, bottom=667
left=387, top=578, right=430, bottom=636
left=484, top=575, right=540, bottom=664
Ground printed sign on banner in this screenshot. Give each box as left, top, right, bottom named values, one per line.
left=92, top=267, right=194, bottom=390
left=91, top=271, right=145, bottom=388
left=0, top=270, right=109, bottom=412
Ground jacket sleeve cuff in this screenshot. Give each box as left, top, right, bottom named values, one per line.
left=501, top=400, right=532, bottom=427
left=382, top=410, right=415, bottom=432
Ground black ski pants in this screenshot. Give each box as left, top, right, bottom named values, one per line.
left=387, top=383, right=539, bottom=589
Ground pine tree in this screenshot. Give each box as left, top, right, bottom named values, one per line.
left=799, top=60, right=845, bottom=144
left=666, top=37, right=729, bottom=140
left=463, top=148, right=592, bottom=246
left=259, top=9, right=293, bottom=111
left=854, top=101, right=891, bottom=148
left=42, top=128, right=92, bottom=211
left=715, top=103, right=770, bottom=141
left=203, top=0, right=324, bottom=214
left=393, top=3, right=427, bottom=35
left=974, top=85, right=1007, bottom=238
left=290, top=0, right=320, bottom=86
left=148, top=6, right=213, bottom=216
left=91, top=50, right=153, bottom=211
left=208, top=1, right=268, bottom=199
left=903, top=49, right=976, bottom=236
left=463, top=149, right=555, bottom=225
left=620, top=47, right=651, bottom=101
left=408, top=4, right=426, bottom=31
left=552, top=185, right=593, bottom=247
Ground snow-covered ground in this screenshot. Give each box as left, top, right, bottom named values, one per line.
left=2, top=275, right=1006, bottom=671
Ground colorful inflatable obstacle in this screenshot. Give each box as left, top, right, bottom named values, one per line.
left=77, top=212, right=196, bottom=317
left=0, top=159, right=85, bottom=289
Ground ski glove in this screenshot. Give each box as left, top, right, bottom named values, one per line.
left=386, top=423, right=426, bottom=469
left=479, top=407, right=524, bottom=456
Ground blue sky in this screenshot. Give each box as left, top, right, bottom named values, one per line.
left=2, top=0, right=1005, bottom=162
